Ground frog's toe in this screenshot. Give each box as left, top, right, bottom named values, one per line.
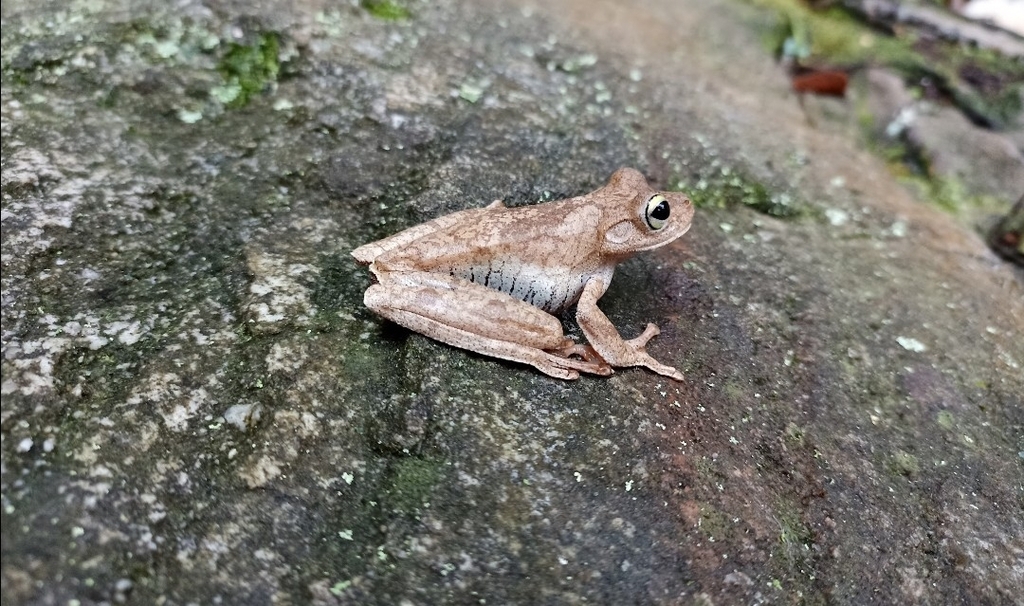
left=583, top=363, right=614, bottom=377
left=626, top=323, right=662, bottom=349
left=542, top=353, right=613, bottom=378
left=536, top=363, right=580, bottom=380
left=648, top=360, right=684, bottom=382
left=556, top=343, right=609, bottom=366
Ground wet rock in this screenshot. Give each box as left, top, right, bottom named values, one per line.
left=2, top=0, right=1021, bottom=604
left=908, top=105, right=1024, bottom=200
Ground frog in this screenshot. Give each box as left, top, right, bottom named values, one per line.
left=351, top=167, right=694, bottom=380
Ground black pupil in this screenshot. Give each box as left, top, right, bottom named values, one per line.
left=650, top=200, right=670, bottom=221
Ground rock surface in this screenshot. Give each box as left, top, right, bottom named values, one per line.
left=2, top=0, right=1022, bottom=605
left=866, top=67, right=1024, bottom=208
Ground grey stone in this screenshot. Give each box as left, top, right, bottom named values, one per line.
left=2, top=0, right=1022, bottom=605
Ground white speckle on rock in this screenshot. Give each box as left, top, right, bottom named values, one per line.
left=241, top=455, right=283, bottom=488
left=125, top=373, right=211, bottom=431
left=266, top=340, right=309, bottom=374
left=826, top=208, right=849, bottom=226
left=274, top=410, right=320, bottom=438
left=998, top=350, right=1019, bottom=369
left=178, top=108, right=203, bottom=123
left=243, top=251, right=319, bottom=335
left=897, top=336, right=928, bottom=352
left=61, top=321, right=83, bottom=337
left=725, top=571, right=754, bottom=586
left=0, top=147, right=63, bottom=191
left=17, top=438, right=34, bottom=453
left=90, top=465, right=114, bottom=478
left=160, top=387, right=210, bottom=431
left=116, top=321, right=144, bottom=345
left=223, top=403, right=262, bottom=431
left=85, top=335, right=109, bottom=349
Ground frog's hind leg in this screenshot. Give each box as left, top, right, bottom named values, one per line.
left=364, top=272, right=612, bottom=379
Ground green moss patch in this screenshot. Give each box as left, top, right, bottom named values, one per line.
left=385, top=457, right=445, bottom=513
left=757, top=0, right=1023, bottom=128
left=216, top=32, right=280, bottom=107
left=673, top=169, right=802, bottom=218
left=362, top=0, right=412, bottom=21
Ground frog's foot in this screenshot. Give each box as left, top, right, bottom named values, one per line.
left=539, top=351, right=613, bottom=379
left=546, top=343, right=613, bottom=376
left=620, top=324, right=683, bottom=381
left=576, top=280, right=685, bottom=382
left=552, top=339, right=606, bottom=374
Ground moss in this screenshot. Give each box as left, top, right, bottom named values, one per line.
left=890, top=450, right=920, bottom=477
left=385, top=457, right=445, bottom=514
left=902, top=44, right=1024, bottom=130
left=362, top=0, right=412, bottom=21
left=936, top=410, right=955, bottom=430
left=774, top=498, right=813, bottom=568
left=760, top=0, right=915, bottom=66
left=696, top=502, right=733, bottom=540
left=784, top=422, right=805, bottom=447
left=216, top=32, right=280, bottom=107
left=722, top=380, right=748, bottom=404
left=868, top=130, right=1007, bottom=222
left=693, top=455, right=717, bottom=480
left=905, top=174, right=1005, bottom=223
left=312, top=253, right=367, bottom=330
left=672, top=169, right=803, bottom=218
left=755, top=0, right=1023, bottom=128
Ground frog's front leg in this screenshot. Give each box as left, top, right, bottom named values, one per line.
left=364, top=271, right=613, bottom=380
left=575, top=278, right=684, bottom=381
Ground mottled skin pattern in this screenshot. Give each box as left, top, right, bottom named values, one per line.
left=352, top=168, right=694, bottom=380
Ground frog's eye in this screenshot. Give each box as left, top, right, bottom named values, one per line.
left=644, top=194, right=670, bottom=230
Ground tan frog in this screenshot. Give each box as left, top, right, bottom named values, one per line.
left=352, top=168, right=694, bottom=380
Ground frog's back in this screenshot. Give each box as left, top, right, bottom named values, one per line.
left=351, top=202, right=502, bottom=265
